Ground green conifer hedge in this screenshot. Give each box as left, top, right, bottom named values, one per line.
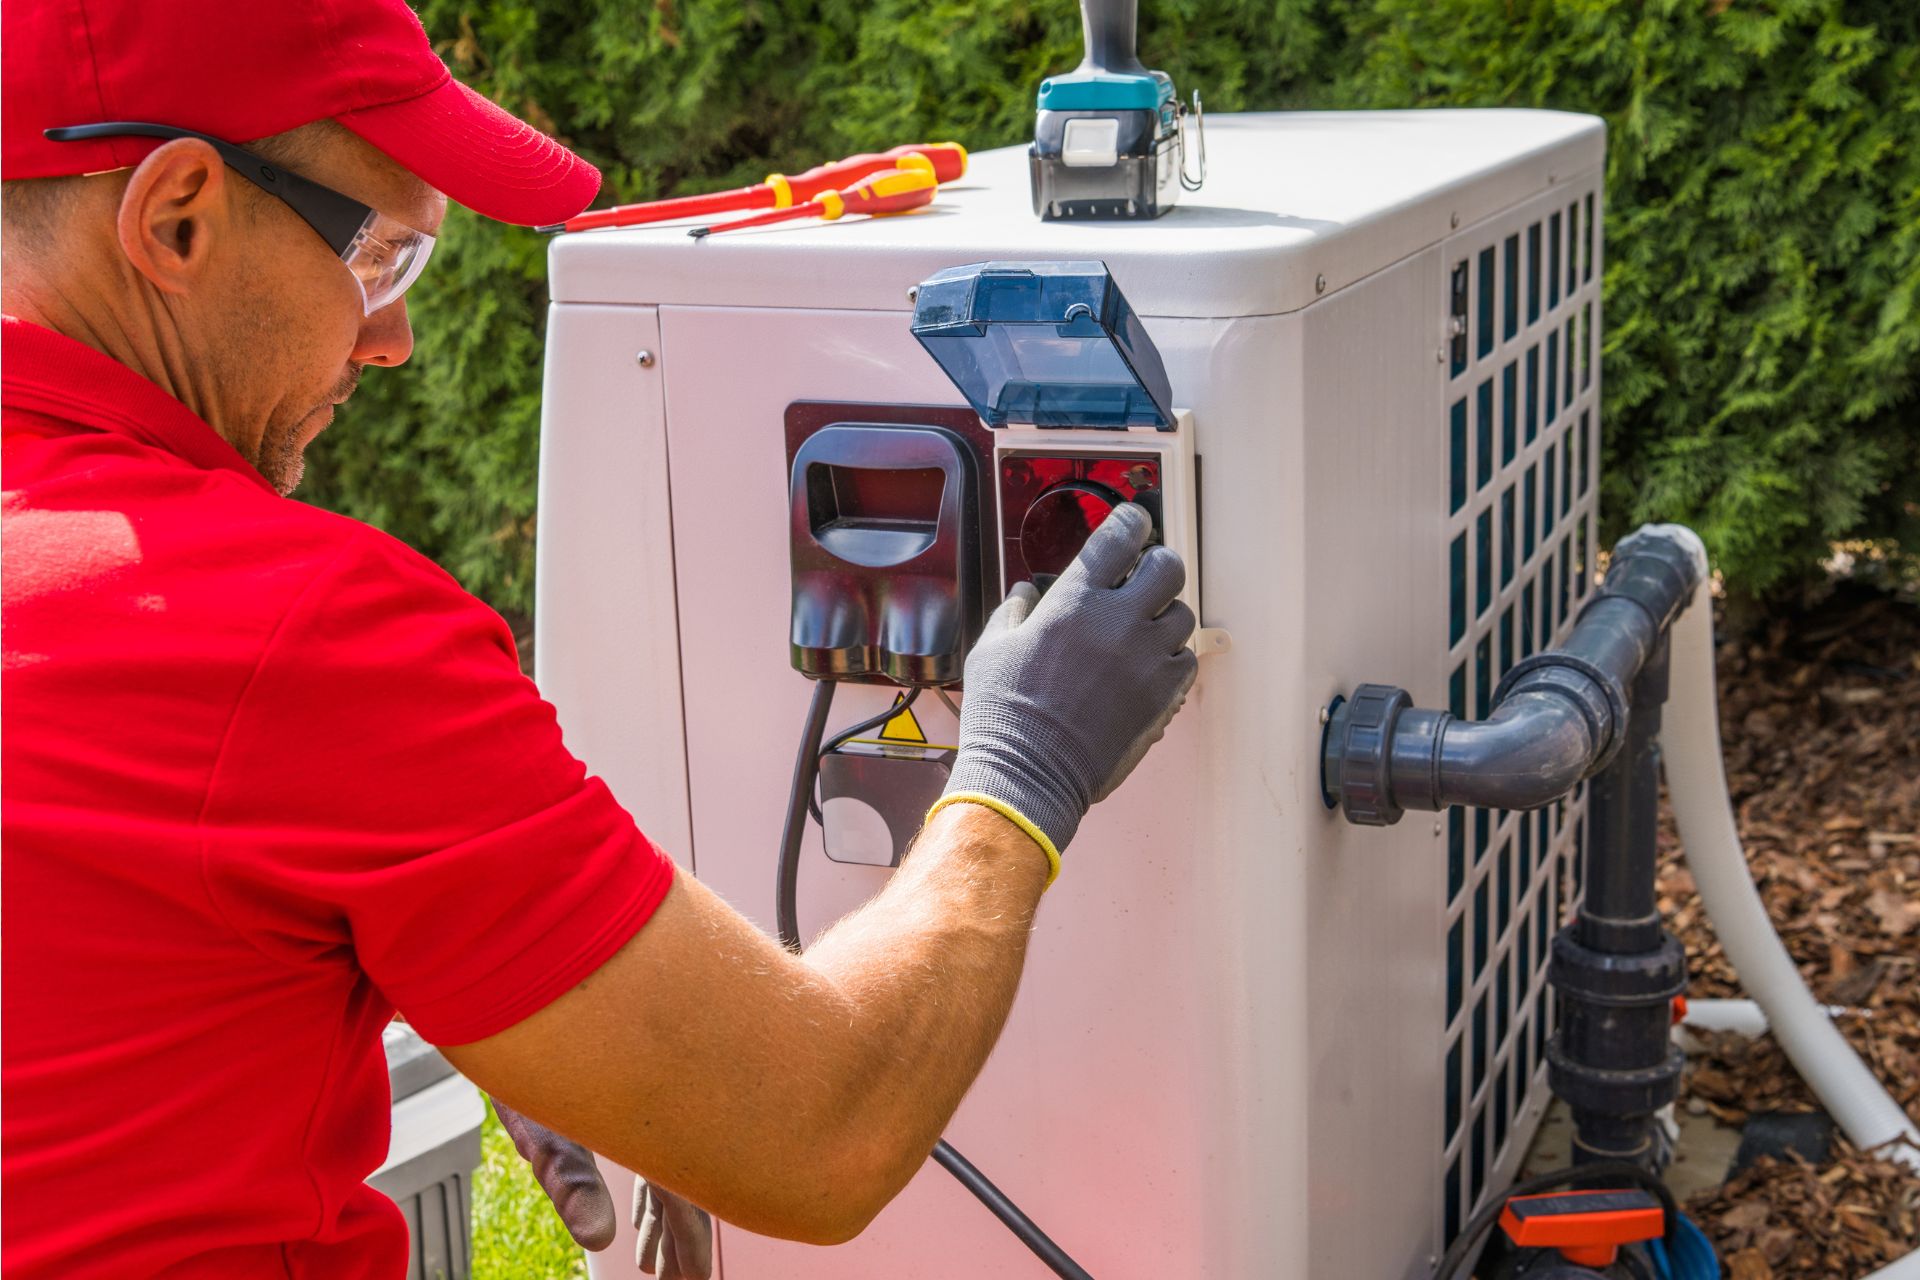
left=306, top=0, right=1918, bottom=614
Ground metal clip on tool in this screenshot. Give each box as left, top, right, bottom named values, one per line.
left=1179, top=90, right=1207, bottom=192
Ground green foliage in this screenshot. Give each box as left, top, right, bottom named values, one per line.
left=306, top=0, right=1919, bottom=609
left=1335, top=0, right=1920, bottom=594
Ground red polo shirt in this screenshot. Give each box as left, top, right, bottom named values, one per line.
left=1, top=316, right=675, bottom=1278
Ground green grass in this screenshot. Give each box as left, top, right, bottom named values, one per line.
left=472, top=1100, right=589, bottom=1280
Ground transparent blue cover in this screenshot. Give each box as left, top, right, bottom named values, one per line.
left=910, top=261, right=1175, bottom=430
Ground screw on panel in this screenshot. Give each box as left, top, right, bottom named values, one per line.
left=636, top=350, right=655, bottom=368
left=1450, top=211, right=1460, bottom=229
left=1434, top=820, right=1444, bottom=837
left=1319, top=705, right=1332, bottom=725
left=1315, top=274, right=1327, bottom=295
left=907, top=285, right=920, bottom=303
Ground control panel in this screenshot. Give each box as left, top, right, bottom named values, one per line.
left=1000, top=453, right=1161, bottom=589
left=910, top=260, right=1218, bottom=652
left=991, top=415, right=1201, bottom=632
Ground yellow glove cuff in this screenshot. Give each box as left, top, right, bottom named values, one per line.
left=925, top=792, right=1062, bottom=889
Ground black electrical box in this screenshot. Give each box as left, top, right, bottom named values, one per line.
left=785, top=403, right=998, bottom=686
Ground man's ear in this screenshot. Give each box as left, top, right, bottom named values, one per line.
left=114, top=138, right=233, bottom=299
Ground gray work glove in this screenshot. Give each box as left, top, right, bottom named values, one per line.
left=492, top=1099, right=712, bottom=1277
left=941, top=502, right=1197, bottom=866
left=634, top=1173, right=715, bottom=1278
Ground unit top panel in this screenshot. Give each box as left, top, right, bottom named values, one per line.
left=548, top=110, right=1603, bottom=319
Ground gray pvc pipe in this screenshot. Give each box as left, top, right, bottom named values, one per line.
left=1431, top=689, right=1598, bottom=811
left=1660, top=527, right=1919, bottom=1176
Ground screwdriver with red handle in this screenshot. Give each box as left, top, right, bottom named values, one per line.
left=537, top=142, right=966, bottom=234
left=687, top=166, right=938, bottom=238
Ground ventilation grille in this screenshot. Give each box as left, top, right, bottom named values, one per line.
left=1439, top=183, right=1603, bottom=1247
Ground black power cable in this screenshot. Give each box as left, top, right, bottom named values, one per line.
left=931, top=1140, right=1094, bottom=1280
left=778, top=679, right=1097, bottom=1280
left=776, top=680, right=839, bottom=952
left=1432, top=1159, right=1680, bottom=1280
left=805, top=687, right=923, bottom=826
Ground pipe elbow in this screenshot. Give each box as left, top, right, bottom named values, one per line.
left=1435, top=689, right=1596, bottom=810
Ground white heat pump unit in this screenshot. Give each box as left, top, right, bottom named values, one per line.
left=535, top=110, right=1606, bottom=1279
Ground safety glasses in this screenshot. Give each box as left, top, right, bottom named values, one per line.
left=44, top=121, right=436, bottom=316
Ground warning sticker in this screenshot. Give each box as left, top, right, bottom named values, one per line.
left=877, top=694, right=928, bottom=745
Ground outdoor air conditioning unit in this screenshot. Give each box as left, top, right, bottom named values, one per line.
left=535, top=109, right=1607, bottom=1279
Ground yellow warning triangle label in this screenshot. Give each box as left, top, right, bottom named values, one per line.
left=877, top=694, right=929, bottom=745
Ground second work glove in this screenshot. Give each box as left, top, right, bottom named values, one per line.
left=493, top=1099, right=712, bottom=1278
left=935, top=503, right=1197, bottom=880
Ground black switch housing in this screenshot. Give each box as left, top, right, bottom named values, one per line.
left=788, top=422, right=981, bottom=686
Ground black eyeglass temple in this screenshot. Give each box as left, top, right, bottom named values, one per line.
left=43, top=122, right=370, bottom=256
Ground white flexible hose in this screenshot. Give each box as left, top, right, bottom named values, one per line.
left=1658, top=525, right=1920, bottom=1177
left=1867, top=1247, right=1920, bottom=1280
left=1678, top=997, right=1870, bottom=1041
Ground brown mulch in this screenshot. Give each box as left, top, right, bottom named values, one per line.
left=1686, top=1140, right=1920, bottom=1280
left=1656, top=583, right=1920, bottom=1276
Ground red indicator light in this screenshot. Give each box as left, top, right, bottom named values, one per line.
left=1020, top=482, right=1122, bottom=580
left=999, top=453, right=1162, bottom=591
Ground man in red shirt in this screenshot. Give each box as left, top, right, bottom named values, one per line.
left=1, top=3, right=1199, bottom=1278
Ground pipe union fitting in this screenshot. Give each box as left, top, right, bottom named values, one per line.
left=1321, top=684, right=1415, bottom=826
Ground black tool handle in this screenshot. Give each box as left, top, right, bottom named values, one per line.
left=1078, top=0, right=1146, bottom=75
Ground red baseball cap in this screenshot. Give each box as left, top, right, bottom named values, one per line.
left=2, top=0, right=600, bottom=227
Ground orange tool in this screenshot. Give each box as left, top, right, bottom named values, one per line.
left=538, top=142, right=966, bottom=234
left=688, top=166, right=938, bottom=238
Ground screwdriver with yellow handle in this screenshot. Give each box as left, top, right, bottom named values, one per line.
left=687, top=165, right=939, bottom=238
left=536, top=142, right=966, bottom=234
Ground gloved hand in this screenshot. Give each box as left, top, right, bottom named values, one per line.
left=493, top=1100, right=619, bottom=1251
left=935, top=502, right=1197, bottom=880
left=492, top=1099, right=712, bottom=1277
left=634, top=1175, right=715, bottom=1278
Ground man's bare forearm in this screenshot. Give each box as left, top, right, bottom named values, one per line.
left=796, top=801, right=1050, bottom=1199
left=439, top=802, right=1049, bottom=1244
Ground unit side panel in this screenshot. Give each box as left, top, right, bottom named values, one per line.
left=1297, top=247, right=1453, bottom=1280
left=534, top=303, right=693, bottom=862
left=647, top=304, right=1316, bottom=1280
left=1166, top=312, right=1318, bottom=1280
left=1434, top=170, right=1605, bottom=1251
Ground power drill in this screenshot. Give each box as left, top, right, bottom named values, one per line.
left=1029, top=0, right=1203, bottom=220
